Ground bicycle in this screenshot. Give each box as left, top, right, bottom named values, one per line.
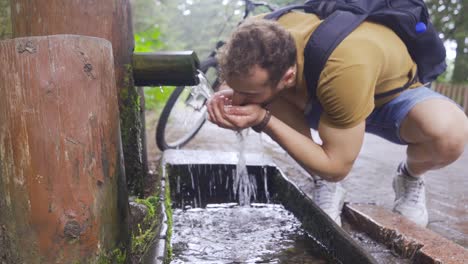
left=155, top=0, right=275, bottom=150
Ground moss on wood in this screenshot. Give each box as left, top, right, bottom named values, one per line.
left=119, top=63, right=146, bottom=197
left=164, top=176, right=173, bottom=264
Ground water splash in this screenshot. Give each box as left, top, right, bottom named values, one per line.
left=233, top=130, right=258, bottom=206
left=177, top=175, right=181, bottom=194
left=263, top=166, right=270, bottom=204
left=188, top=164, right=199, bottom=208
left=171, top=204, right=327, bottom=263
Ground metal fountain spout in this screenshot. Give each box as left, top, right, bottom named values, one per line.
left=133, top=51, right=200, bottom=86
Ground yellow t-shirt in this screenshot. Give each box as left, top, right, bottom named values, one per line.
left=275, top=12, right=421, bottom=128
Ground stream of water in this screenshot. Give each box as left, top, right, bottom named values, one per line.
left=233, top=130, right=259, bottom=206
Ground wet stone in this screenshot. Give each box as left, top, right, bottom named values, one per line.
left=342, top=222, right=411, bottom=264
left=129, top=201, right=149, bottom=233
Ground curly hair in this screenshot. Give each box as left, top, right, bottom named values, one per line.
left=217, top=18, right=297, bottom=87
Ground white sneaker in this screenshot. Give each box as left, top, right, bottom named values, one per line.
left=392, top=166, right=428, bottom=227
left=313, top=178, right=346, bottom=226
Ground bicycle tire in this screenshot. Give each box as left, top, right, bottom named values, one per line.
left=156, top=57, right=219, bottom=150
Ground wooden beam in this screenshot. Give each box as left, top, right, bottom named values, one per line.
left=11, top=0, right=148, bottom=199
left=133, top=51, right=200, bottom=86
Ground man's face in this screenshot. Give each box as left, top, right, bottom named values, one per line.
left=226, top=65, right=285, bottom=107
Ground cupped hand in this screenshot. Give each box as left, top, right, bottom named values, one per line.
left=207, top=90, right=266, bottom=131
left=223, top=104, right=266, bottom=130
left=207, top=89, right=236, bottom=129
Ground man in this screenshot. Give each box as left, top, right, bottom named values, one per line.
left=206, top=12, right=468, bottom=226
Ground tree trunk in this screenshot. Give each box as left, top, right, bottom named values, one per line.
left=0, top=35, right=128, bottom=264
left=0, top=0, right=11, bottom=40
left=451, top=1, right=468, bottom=84
left=10, top=0, right=147, bottom=196
left=452, top=36, right=468, bottom=83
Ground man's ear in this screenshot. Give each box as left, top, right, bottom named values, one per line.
left=282, top=65, right=296, bottom=87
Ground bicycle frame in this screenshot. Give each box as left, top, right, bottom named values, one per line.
left=243, top=0, right=275, bottom=19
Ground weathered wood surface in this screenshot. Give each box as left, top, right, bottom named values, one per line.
left=133, top=51, right=200, bottom=86
left=344, top=204, right=468, bottom=263
left=0, top=35, right=128, bottom=263
left=10, top=0, right=147, bottom=196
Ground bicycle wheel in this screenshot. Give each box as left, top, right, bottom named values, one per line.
left=156, top=57, right=219, bottom=150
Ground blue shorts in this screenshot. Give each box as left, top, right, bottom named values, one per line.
left=306, top=86, right=457, bottom=145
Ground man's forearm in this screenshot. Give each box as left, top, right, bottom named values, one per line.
left=263, top=115, right=350, bottom=181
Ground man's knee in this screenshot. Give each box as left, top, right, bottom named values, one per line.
left=465, top=119, right=468, bottom=142
left=432, top=116, right=467, bottom=165
left=436, top=135, right=465, bottom=165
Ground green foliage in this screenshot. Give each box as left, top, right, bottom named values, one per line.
left=164, top=174, right=173, bottom=264
left=0, top=0, right=12, bottom=40
left=426, top=0, right=463, bottom=40
left=96, top=247, right=126, bottom=264
left=131, top=223, right=156, bottom=257
left=135, top=195, right=160, bottom=221
left=133, top=0, right=468, bottom=84
left=134, top=25, right=175, bottom=109
left=132, top=0, right=308, bottom=109
left=143, top=86, right=176, bottom=111
left=436, top=58, right=455, bottom=83
left=131, top=195, right=161, bottom=260
left=426, top=0, right=467, bottom=83
left=111, top=249, right=127, bottom=264
left=134, top=26, right=165, bottom=53
left=133, top=0, right=174, bottom=108
left=130, top=0, right=331, bottom=59
left=154, top=0, right=241, bottom=58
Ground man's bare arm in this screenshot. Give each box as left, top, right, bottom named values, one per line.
left=206, top=88, right=364, bottom=180
left=264, top=116, right=365, bottom=181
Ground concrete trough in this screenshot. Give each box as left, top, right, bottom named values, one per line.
left=140, top=150, right=466, bottom=264
left=144, top=150, right=379, bottom=264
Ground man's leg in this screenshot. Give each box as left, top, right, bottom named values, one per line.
left=400, top=99, right=468, bottom=174
left=395, top=98, right=468, bottom=226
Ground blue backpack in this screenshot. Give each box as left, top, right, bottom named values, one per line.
left=264, top=0, right=447, bottom=100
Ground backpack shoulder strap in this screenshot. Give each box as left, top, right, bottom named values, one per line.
left=304, top=10, right=367, bottom=100
left=264, top=4, right=370, bottom=100
left=263, top=4, right=307, bottom=20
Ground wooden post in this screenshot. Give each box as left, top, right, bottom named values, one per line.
left=440, top=84, right=446, bottom=97
left=434, top=83, right=441, bottom=93
left=458, top=85, right=463, bottom=106
left=0, top=35, right=128, bottom=263
left=10, top=0, right=148, bottom=196
left=464, top=87, right=468, bottom=115
left=448, top=84, right=454, bottom=100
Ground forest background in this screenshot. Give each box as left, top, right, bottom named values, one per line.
left=1, top=0, right=466, bottom=110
